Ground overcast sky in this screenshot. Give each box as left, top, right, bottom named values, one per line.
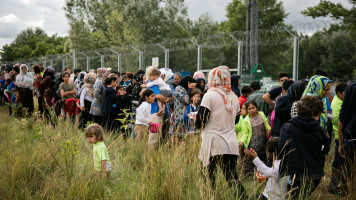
left=0, top=0, right=352, bottom=50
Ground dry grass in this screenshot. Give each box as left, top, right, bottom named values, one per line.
left=0, top=106, right=347, bottom=199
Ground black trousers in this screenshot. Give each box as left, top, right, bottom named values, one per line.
left=206, top=154, right=246, bottom=197
left=38, top=96, right=44, bottom=115
left=341, top=140, right=356, bottom=196
left=287, top=177, right=321, bottom=199
left=78, top=99, right=92, bottom=129
left=92, top=115, right=103, bottom=126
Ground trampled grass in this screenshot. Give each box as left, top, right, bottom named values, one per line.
left=0, top=107, right=346, bottom=199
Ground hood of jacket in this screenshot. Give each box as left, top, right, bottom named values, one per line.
left=104, top=86, right=115, bottom=96
left=290, top=116, right=320, bottom=131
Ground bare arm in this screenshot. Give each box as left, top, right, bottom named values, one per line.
left=155, top=94, right=167, bottom=102
left=262, top=93, right=275, bottom=107
left=61, top=88, right=76, bottom=97
left=338, top=121, right=345, bottom=158
left=101, top=160, right=107, bottom=179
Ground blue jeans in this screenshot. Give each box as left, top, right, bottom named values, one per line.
left=332, top=140, right=344, bottom=169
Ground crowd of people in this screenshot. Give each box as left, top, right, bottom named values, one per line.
left=0, top=63, right=355, bottom=199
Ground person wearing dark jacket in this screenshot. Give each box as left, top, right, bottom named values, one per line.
left=231, top=75, right=241, bottom=97
left=338, top=81, right=356, bottom=196
left=101, top=76, right=119, bottom=131
left=279, top=95, right=330, bottom=199
left=114, top=85, right=133, bottom=138
left=272, top=80, right=299, bottom=137
left=53, top=72, right=64, bottom=103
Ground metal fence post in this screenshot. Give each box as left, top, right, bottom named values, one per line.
left=62, top=59, right=65, bottom=71
left=73, top=50, right=76, bottom=69
left=101, top=55, right=104, bottom=68
left=238, top=41, right=243, bottom=76
left=118, top=54, right=122, bottom=73
left=87, top=57, right=90, bottom=72
left=293, top=36, right=299, bottom=81
left=139, top=51, right=143, bottom=70
left=44, top=57, right=47, bottom=68
left=165, top=49, right=169, bottom=68
left=197, top=45, right=202, bottom=71
left=50, top=60, right=53, bottom=66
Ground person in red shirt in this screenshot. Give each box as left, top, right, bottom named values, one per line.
left=238, top=86, right=252, bottom=109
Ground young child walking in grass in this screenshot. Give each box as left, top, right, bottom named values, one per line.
left=235, top=103, right=248, bottom=142
left=244, top=137, right=290, bottom=200
left=239, top=100, right=271, bottom=175
left=86, top=123, right=111, bottom=179
left=134, top=89, right=155, bottom=141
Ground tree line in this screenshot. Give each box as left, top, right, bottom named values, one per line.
left=1, top=0, right=355, bottom=80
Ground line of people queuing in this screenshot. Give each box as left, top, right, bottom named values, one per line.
left=1, top=63, right=356, bottom=199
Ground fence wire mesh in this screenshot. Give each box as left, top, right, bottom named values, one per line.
left=4, top=24, right=355, bottom=82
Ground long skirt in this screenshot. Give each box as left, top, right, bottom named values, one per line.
left=18, top=87, right=34, bottom=116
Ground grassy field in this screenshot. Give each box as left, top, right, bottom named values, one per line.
left=0, top=107, right=346, bottom=199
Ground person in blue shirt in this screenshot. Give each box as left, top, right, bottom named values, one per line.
left=146, top=67, right=174, bottom=147
left=0, top=71, right=6, bottom=106
left=184, top=89, right=201, bottom=133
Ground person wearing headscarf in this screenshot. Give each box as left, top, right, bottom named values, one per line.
left=74, top=71, right=87, bottom=97
left=78, top=72, right=96, bottom=129
left=231, top=75, right=241, bottom=97
left=53, top=71, right=64, bottom=103
left=302, top=75, right=331, bottom=132
left=33, top=64, right=43, bottom=114
left=40, top=66, right=56, bottom=120
left=195, top=78, right=206, bottom=94
left=193, top=71, right=205, bottom=80
left=89, top=68, right=107, bottom=125
left=195, top=66, right=245, bottom=194
left=272, top=81, right=302, bottom=137
left=15, top=64, right=34, bottom=115
left=132, top=74, right=145, bottom=101
left=173, top=75, right=197, bottom=138
left=40, top=66, right=56, bottom=107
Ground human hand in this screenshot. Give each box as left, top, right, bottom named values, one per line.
left=244, top=148, right=258, bottom=159
left=188, top=82, right=197, bottom=89
left=140, top=84, right=147, bottom=88
left=80, top=107, right=85, bottom=111
left=238, top=142, right=243, bottom=150
left=119, top=90, right=126, bottom=96
left=267, top=129, right=271, bottom=138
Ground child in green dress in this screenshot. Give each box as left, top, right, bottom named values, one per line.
left=86, top=123, right=111, bottom=179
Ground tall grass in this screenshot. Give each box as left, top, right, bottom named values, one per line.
left=0, top=108, right=345, bottom=199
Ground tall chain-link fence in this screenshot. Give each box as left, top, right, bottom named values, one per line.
left=3, top=24, right=355, bottom=82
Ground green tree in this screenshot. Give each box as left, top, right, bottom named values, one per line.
left=298, top=31, right=356, bottom=80
left=1, top=27, right=67, bottom=62
left=301, top=0, right=356, bottom=25
left=221, top=0, right=289, bottom=32
left=64, top=0, right=190, bottom=51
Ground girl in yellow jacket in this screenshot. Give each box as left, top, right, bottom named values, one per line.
left=239, top=100, right=271, bottom=165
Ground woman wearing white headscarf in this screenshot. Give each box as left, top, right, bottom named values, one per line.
left=74, top=71, right=87, bottom=97
left=16, top=64, right=34, bottom=115
left=196, top=66, right=245, bottom=195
